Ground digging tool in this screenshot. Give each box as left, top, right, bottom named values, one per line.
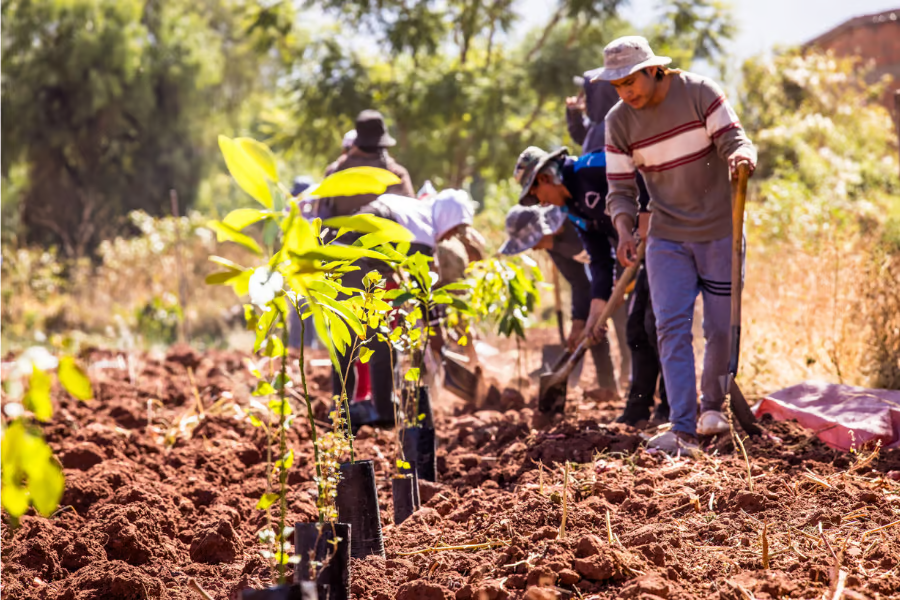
left=538, top=241, right=646, bottom=413
left=721, top=162, right=762, bottom=437
left=537, top=265, right=586, bottom=386
left=441, top=348, right=483, bottom=405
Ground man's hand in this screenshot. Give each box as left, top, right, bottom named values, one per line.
left=567, top=319, right=586, bottom=352
left=728, top=148, right=756, bottom=178
left=614, top=215, right=638, bottom=267
left=565, top=95, right=585, bottom=111
left=584, top=299, right=609, bottom=346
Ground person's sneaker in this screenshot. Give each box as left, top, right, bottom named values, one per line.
left=647, top=430, right=700, bottom=456
left=697, top=410, right=730, bottom=436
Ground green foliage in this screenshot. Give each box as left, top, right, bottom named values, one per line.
left=457, top=256, right=543, bottom=340
left=2, top=351, right=93, bottom=525
left=738, top=50, right=900, bottom=243
left=1, top=0, right=281, bottom=256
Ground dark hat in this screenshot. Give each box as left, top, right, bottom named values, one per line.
left=354, top=110, right=396, bottom=148
left=513, top=146, right=568, bottom=202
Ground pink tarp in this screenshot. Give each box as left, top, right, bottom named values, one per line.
left=755, top=380, right=900, bottom=451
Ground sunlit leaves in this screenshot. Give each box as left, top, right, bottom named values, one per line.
left=256, top=493, right=280, bottom=510
left=23, top=367, right=53, bottom=422
left=323, top=213, right=414, bottom=243
left=358, top=346, right=374, bottom=364
left=223, top=208, right=270, bottom=231
left=1, top=420, right=65, bottom=521
left=58, top=357, right=93, bottom=401
left=207, top=220, right=263, bottom=255
left=309, top=167, right=401, bottom=199
left=404, top=367, right=420, bottom=382
left=218, top=135, right=274, bottom=209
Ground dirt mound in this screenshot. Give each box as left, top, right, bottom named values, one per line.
left=2, top=345, right=900, bottom=600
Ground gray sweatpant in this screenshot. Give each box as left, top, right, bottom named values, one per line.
left=646, top=235, right=732, bottom=437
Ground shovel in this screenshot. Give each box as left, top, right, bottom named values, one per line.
left=538, top=241, right=646, bottom=413
left=441, top=348, right=483, bottom=405
left=536, top=265, right=586, bottom=385
left=721, top=162, right=762, bottom=437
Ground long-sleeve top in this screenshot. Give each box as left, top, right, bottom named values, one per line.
left=547, top=219, right=591, bottom=322
left=566, top=73, right=622, bottom=154
left=605, top=70, right=756, bottom=242
left=321, top=149, right=415, bottom=218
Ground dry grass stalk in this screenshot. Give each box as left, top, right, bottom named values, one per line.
left=538, top=461, right=545, bottom=495
left=830, top=568, right=848, bottom=600
left=606, top=509, right=613, bottom=545
left=861, top=518, right=900, bottom=539
left=761, top=520, right=770, bottom=569
left=186, top=366, right=205, bottom=418
left=187, top=578, right=214, bottom=600
left=802, top=471, right=833, bottom=489
left=558, top=461, right=570, bottom=540
left=396, top=540, right=509, bottom=556
left=733, top=431, right=754, bottom=492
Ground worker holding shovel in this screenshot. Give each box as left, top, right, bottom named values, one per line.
left=595, top=36, right=757, bottom=453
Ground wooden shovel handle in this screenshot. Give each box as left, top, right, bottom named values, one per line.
left=728, top=163, right=750, bottom=376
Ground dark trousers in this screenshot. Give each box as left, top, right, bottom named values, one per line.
left=621, top=264, right=669, bottom=423
left=330, top=264, right=396, bottom=418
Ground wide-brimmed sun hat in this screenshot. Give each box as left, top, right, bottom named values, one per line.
left=354, top=110, right=396, bottom=147
left=513, top=146, right=568, bottom=202
left=499, top=204, right=565, bottom=255
left=590, top=36, right=672, bottom=82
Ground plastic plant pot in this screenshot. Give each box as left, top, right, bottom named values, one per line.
left=411, top=467, right=421, bottom=509
left=335, top=460, right=385, bottom=559
left=240, top=582, right=318, bottom=600
left=391, top=474, right=417, bottom=526
left=402, top=386, right=437, bottom=481
left=294, top=522, right=350, bottom=600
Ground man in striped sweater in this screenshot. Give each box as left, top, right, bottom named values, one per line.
left=594, top=36, right=757, bottom=454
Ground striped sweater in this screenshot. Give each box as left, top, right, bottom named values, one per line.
left=604, top=71, right=756, bottom=242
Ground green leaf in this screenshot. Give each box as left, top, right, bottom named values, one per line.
left=358, top=346, right=374, bottom=364
left=256, top=492, right=280, bottom=510
left=262, top=336, right=286, bottom=358
left=458, top=335, right=468, bottom=346
left=253, top=381, right=276, bottom=396
left=389, top=291, right=417, bottom=307
left=218, top=135, right=273, bottom=208
left=309, top=167, right=401, bottom=199
left=236, top=137, right=278, bottom=181
left=210, top=256, right=246, bottom=271
left=249, top=414, right=264, bottom=427
left=207, top=220, right=263, bottom=255
left=205, top=270, right=242, bottom=285
left=58, top=356, right=92, bottom=401
left=309, top=291, right=366, bottom=338
left=323, top=213, right=414, bottom=242
left=439, top=282, right=471, bottom=292
left=282, top=449, right=294, bottom=471
left=404, top=368, right=420, bottom=382
left=292, top=245, right=388, bottom=263
left=28, top=452, right=64, bottom=517
left=223, top=208, right=269, bottom=231
left=24, top=367, right=53, bottom=421
left=268, top=398, right=292, bottom=416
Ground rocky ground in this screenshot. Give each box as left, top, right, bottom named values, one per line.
left=2, top=338, right=900, bottom=600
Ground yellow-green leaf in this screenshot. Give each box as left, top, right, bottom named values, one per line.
left=256, top=492, right=280, bottom=510
left=309, top=166, right=401, bottom=198
left=249, top=414, right=264, bottom=427
left=358, top=347, right=374, bottom=364
left=24, top=367, right=53, bottom=421
left=223, top=208, right=269, bottom=231
left=236, top=137, right=278, bottom=181
left=404, top=368, right=420, bottom=382
left=205, top=270, right=242, bottom=285
left=268, top=398, right=292, bottom=416
left=323, top=214, right=414, bottom=242
left=58, top=356, right=92, bottom=401
left=218, top=135, right=273, bottom=208
left=207, top=220, right=263, bottom=255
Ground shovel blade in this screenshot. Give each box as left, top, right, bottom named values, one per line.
left=538, top=373, right=567, bottom=414
left=724, top=374, right=762, bottom=437
left=442, top=354, right=482, bottom=404
left=540, top=344, right=585, bottom=387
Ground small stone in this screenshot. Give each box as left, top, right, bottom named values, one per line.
left=558, top=569, right=580, bottom=585
left=526, top=566, right=557, bottom=588
left=619, top=574, right=670, bottom=599
left=531, top=526, right=558, bottom=542
left=523, top=587, right=560, bottom=600
left=572, top=553, right=615, bottom=581
left=575, top=534, right=603, bottom=558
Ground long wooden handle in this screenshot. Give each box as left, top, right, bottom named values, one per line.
left=728, top=163, right=750, bottom=376
left=560, top=240, right=646, bottom=373
left=551, top=264, right=565, bottom=343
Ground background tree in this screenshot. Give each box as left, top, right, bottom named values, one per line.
left=1, top=0, right=283, bottom=256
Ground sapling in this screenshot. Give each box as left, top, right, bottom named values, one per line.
left=206, top=135, right=414, bottom=584
left=1, top=349, right=93, bottom=527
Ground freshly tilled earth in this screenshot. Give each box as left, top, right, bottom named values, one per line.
left=2, top=343, right=899, bottom=600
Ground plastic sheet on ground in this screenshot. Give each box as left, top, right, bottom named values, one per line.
left=755, top=380, right=900, bottom=450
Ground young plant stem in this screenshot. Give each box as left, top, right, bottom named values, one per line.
left=558, top=461, right=570, bottom=540
left=277, top=313, right=289, bottom=584
left=295, top=306, right=325, bottom=522
left=337, top=337, right=359, bottom=463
